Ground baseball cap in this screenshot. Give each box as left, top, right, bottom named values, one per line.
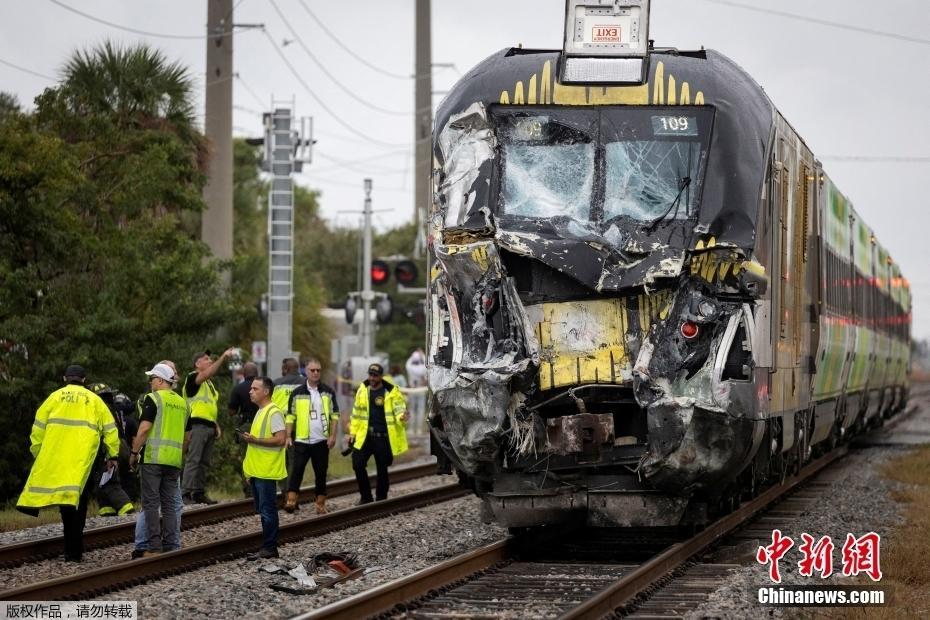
left=367, top=363, right=384, bottom=376
left=192, top=350, right=212, bottom=366
left=64, top=364, right=86, bottom=379
left=145, top=363, right=176, bottom=383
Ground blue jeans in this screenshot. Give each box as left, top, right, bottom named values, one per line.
left=134, top=477, right=182, bottom=552
left=251, top=478, right=279, bottom=552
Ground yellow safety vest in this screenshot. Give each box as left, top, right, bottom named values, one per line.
left=144, top=389, right=188, bottom=468
left=243, top=403, right=287, bottom=480
left=271, top=380, right=301, bottom=413
left=287, top=388, right=337, bottom=441
left=350, top=382, right=408, bottom=456
left=184, top=376, right=219, bottom=423
left=17, top=384, right=120, bottom=511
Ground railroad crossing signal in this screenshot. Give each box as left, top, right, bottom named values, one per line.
left=370, top=258, right=419, bottom=286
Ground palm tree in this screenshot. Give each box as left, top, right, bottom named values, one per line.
left=57, top=40, right=197, bottom=137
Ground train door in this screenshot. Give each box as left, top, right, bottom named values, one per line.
left=771, top=135, right=803, bottom=416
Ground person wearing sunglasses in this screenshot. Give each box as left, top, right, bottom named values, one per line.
left=283, top=358, right=340, bottom=514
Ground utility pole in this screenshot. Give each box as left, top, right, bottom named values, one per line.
left=361, top=179, right=374, bottom=357
left=203, top=0, right=234, bottom=276
left=413, top=0, right=431, bottom=259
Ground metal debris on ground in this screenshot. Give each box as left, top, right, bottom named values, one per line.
left=266, top=553, right=365, bottom=595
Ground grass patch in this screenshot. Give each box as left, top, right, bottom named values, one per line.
left=801, top=444, right=930, bottom=618
left=0, top=504, right=61, bottom=533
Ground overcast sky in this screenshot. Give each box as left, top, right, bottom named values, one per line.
left=2, top=0, right=929, bottom=338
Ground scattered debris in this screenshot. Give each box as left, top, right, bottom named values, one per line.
left=267, top=552, right=365, bottom=595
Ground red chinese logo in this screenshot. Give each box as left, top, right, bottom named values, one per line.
left=756, top=529, right=794, bottom=583
left=841, top=532, right=883, bottom=582
left=758, top=530, right=882, bottom=582
left=798, top=533, right=835, bottom=578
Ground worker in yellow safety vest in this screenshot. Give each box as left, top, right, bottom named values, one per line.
left=181, top=347, right=235, bottom=505
left=283, top=358, right=340, bottom=514
left=17, top=365, right=120, bottom=562
left=129, top=362, right=189, bottom=556
left=271, top=357, right=303, bottom=411
left=241, top=376, right=287, bottom=559
left=347, top=363, right=408, bottom=503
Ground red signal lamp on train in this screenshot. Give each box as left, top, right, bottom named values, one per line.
left=680, top=320, right=700, bottom=339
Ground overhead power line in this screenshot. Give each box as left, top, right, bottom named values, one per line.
left=296, top=0, right=411, bottom=80
left=235, top=73, right=266, bottom=108
left=47, top=0, right=250, bottom=40
left=314, top=151, right=411, bottom=175
left=0, top=57, right=55, bottom=81
left=233, top=104, right=263, bottom=116
left=701, top=0, right=930, bottom=46
left=260, top=28, right=409, bottom=149
left=297, top=173, right=412, bottom=193
left=268, top=0, right=410, bottom=117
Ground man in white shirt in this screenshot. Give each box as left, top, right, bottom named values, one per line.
left=283, top=358, right=340, bottom=514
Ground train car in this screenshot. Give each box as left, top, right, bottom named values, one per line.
left=426, top=4, right=911, bottom=529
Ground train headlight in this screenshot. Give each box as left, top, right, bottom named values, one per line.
left=697, top=301, right=716, bottom=318
left=680, top=320, right=699, bottom=339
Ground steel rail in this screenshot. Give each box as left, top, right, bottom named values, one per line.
left=0, top=482, right=466, bottom=601
left=558, top=446, right=848, bottom=619
left=295, top=447, right=847, bottom=620
left=291, top=539, right=516, bottom=620
left=0, top=462, right=437, bottom=568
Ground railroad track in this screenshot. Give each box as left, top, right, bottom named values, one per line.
left=0, top=481, right=466, bottom=601
left=0, top=461, right=438, bottom=568
left=292, top=394, right=928, bottom=619
left=292, top=447, right=847, bottom=619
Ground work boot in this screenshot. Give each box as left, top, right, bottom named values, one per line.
left=284, top=491, right=299, bottom=513
left=314, top=494, right=327, bottom=515
left=182, top=493, right=194, bottom=505
left=192, top=494, right=218, bottom=505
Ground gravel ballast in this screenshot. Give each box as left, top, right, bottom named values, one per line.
left=96, top=495, right=506, bottom=619
left=0, top=472, right=457, bottom=591
left=683, top=397, right=930, bottom=618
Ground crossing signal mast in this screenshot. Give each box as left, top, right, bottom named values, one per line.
left=261, top=100, right=313, bottom=370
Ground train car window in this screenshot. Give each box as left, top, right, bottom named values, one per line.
left=602, top=106, right=713, bottom=224
left=502, top=141, right=595, bottom=220
left=492, top=106, right=714, bottom=230
left=497, top=112, right=597, bottom=220
left=603, top=141, right=702, bottom=221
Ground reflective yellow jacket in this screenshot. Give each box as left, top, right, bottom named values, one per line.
left=350, top=381, right=408, bottom=456
left=243, top=403, right=287, bottom=480
left=183, top=373, right=219, bottom=423
left=17, top=383, right=120, bottom=512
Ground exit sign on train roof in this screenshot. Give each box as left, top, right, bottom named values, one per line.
left=561, top=0, right=651, bottom=85
left=563, top=0, right=650, bottom=56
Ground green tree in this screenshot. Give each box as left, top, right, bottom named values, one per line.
left=0, top=42, right=237, bottom=502
left=0, top=92, right=19, bottom=120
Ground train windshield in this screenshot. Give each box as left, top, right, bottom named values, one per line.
left=496, top=106, right=714, bottom=229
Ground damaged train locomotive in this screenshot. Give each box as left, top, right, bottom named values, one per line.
left=426, top=11, right=911, bottom=530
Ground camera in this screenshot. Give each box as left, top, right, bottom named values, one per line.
left=228, top=347, right=244, bottom=373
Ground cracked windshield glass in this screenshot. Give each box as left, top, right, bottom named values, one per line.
left=498, top=107, right=714, bottom=233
